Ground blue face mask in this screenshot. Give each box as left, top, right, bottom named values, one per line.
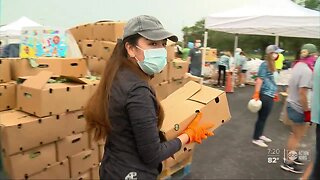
left=135, top=46, right=167, bottom=75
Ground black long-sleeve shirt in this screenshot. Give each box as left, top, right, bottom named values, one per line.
left=100, top=67, right=181, bottom=179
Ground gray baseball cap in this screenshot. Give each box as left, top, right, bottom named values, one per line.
left=123, top=15, right=178, bottom=42
left=265, top=45, right=284, bottom=54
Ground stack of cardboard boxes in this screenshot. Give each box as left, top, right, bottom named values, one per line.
left=69, top=21, right=125, bottom=76
left=0, top=57, right=101, bottom=179
left=0, top=59, right=16, bottom=112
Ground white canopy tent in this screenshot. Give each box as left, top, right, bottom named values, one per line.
left=205, top=0, right=320, bottom=39
left=202, top=0, right=319, bottom=76
left=0, top=16, right=42, bottom=40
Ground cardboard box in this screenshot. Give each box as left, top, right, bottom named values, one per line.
left=3, top=143, right=56, bottom=179
left=168, top=59, right=189, bottom=80
left=150, top=65, right=168, bottom=86
left=17, top=71, right=91, bottom=117
left=27, top=159, right=69, bottom=180
left=160, top=81, right=231, bottom=141
left=166, top=40, right=176, bottom=61
left=69, top=24, right=93, bottom=42
left=88, top=132, right=106, bottom=148
left=167, top=77, right=191, bottom=95
left=11, top=58, right=88, bottom=79
left=69, top=148, right=99, bottom=178
left=64, top=110, right=86, bottom=135
left=98, top=41, right=116, bottom=60
left=98, top=145, right=104, bottom=162
left=153, top=81, right=170, bottom=101
left=91, top=165, right=99, bottom=180
left=0, top=81, right=16, bottom=112
left=163, top=143, right=195, bottom=169
left=75, top=170, right=91, bottom=180
left=81, top=40, right=100, bottom=57
left=87, top=56, right=106, bottom=75
left=93, top=22, right=125, bottom=42
left=0, top=110, right=69, bottom=156
left=202, top=48, right=218, bottom=62
left=56, top=132, right=89, bottom=161
left=0, top=59, right=11, bottom=83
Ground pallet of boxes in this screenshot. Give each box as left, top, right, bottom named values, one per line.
left=0, top=28, right=104, bottom=179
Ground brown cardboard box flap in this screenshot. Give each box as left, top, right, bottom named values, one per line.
left=189, top=85, right=224, bottom=105
left=163, top=81, right=201, bottom=104
left=0, top=110, right=34, bottom=126
left=61, top=76, right=88, bottom=84
left=22, top=71, right=53, bottom=89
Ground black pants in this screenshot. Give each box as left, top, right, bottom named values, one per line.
left=253, top=94, right=274, bottom=140
left=217, top=65, right=226, bottom=86
left=311, top=124, right=320, bottom=179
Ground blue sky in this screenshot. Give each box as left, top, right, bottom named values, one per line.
left=1, top=0, right=254, bottom=40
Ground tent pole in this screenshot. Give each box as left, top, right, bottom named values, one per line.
left=234, top=34, right=239, bottom=56
left=275, top=36, right=279, bottom=46
left=201, top=31, right=208, bottom=76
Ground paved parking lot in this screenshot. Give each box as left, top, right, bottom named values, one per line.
left=187, top=85, right=316, bottom=179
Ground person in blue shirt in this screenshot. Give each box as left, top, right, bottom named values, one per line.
left=217, top=50, right=231, bottom=87
left=310, top=57, right=319, bottom=179
left=251, top=45, right=283, bottom=148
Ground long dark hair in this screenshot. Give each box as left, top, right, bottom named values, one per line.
left=84, top=34, right=164, bottom=141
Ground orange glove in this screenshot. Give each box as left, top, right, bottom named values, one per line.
left=252, top=91, right=260, bottom=100
left=273, top=93, right=280, bottom=102
left=183, top=111, right=215, bottom=144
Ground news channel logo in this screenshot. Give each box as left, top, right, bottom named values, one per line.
left=286, top=150, right=310, bottom=161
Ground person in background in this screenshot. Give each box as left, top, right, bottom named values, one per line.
left=217, top=50, right=231, bottom=87
left=235, top=48, right=248, bottom=87
left=280, top=43, right=318, bottom=174
left=310, top=56, right=320, bottom=179
left=84, top=15, right=213, bottom=179
left=188, top=39, right=202, bottom=77
left=235, top=48, right=243, bottom=86
left=251, top=45, right=283, bottom=148
left=275, top=52, right=285, bottom=73
left=181, top=42, right=193, bottom=61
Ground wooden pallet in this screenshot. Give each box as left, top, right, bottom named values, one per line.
left=159, top=156, right=192, bottom=180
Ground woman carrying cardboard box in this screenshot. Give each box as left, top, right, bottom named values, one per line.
left=84, top=15, right=213, bottom=180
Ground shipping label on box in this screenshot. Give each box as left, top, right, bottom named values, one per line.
left=160, top=81, right=231, bottom=141
left=0, top=59, right=11, bottom=83
left=17, top=71, right=91, bottom=117
left=27, top=159, right=69, bottom=180
left=168, top=59, right=189, bottom=80
left=87, top=56, right=106, bottom=76
left=56, top=132, right=89, bottom=161
left=3, top=143, right=57, bottom=179
left=69, top=24, right=93, bottom=42
left=69, top=148, right=99, bottom=178
left=0, top=110, right=69, bottom=156
left=0, top=82, right=16, bottom=112
left=12, top=58, right=88, bottom=80
left=93, top=22, right=125, bottom=42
